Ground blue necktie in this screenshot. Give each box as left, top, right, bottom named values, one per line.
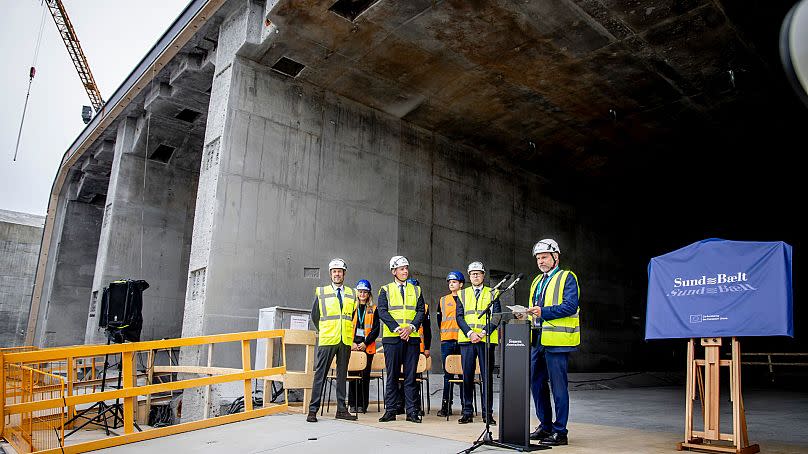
left=474, top=288, right=481, bottom=301
left=336, top=288, right=342, bottom=308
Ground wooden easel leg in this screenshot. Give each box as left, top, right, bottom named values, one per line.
left=702, top=338, right=721, bottom=441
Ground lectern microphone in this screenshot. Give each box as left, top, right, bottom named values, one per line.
left=502, top=273, right=524, bottom=293
left=491, top=274, right=512, bottom=292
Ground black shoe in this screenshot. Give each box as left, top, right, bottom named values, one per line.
left=306, top=412, right=317, bottom=423
left=484, top=416, right=496, bottom=426
left=419, top=409, right=425, bottom=416
left=406, top=413, right=422, bottom=423
left=379, top=412, right=397, bottom=422
left=458, top=414, right=473, bottom=424
left=541, top=432, right=568, bottom=446
left=361, top=407, right=368, bottom=413
left=530, top=428, right=552, bottom=441
left=437, top=408, right=449, bottom=417
left=349, top=406, right=358, bottom=413
left=335, top=410, right=358, bottom=421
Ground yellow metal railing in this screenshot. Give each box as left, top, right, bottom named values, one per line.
left=4, top=365, right=65, bottom=453
left=1, top=330, right=293, bottom=454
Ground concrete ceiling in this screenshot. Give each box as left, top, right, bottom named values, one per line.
left=262, top=0, right=803, bottom=188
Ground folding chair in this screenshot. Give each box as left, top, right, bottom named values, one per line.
left=369, top=353, right=385, bottom=412
left=444, top=354, right=482, bottom=419
left=323, top=351, right=367, bottom=416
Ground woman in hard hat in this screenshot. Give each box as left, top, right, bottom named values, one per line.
left=436, top=270, right=465, bottom=417
left=348, top=279, right=379, bottom=413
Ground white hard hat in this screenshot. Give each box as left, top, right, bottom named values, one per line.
left=389, top=255, right=409, bottom=270
left=467, top=261, right=485, bottom=273
left=532, top=239, right=560, bottom=256
left=328, top=258, right=347, bottom=270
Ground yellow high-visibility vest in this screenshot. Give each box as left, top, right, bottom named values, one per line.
left=380, top=282, right=421, bottom=339
left=315, top=285, right=356, bottom=346
left=457, top=286, right=499, bottom=344
left=528, top=270, right=581, bottom=347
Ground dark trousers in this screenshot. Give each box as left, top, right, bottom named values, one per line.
left=348, top=352, right=373, bottom=410
left=459, top=342, right=495, bottom=417
left=530, top=345, right=570, bottom=434
left=383, top=340, right=420, bottom=415
left=309, top=343, right=350, bottom=413
left=441, top=340, right=461, bottom=403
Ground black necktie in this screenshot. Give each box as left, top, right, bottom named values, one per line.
left=399, top=284, right=405, bottom=301
left=336, top=288, right=342, bottom=308
left=474, top=288, right=481, bottom=301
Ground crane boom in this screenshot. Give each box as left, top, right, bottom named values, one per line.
left=45, top=0, right=104, bottom=112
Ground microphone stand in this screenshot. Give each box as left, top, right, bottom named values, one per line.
left=461, top=275, right=535, bottom=454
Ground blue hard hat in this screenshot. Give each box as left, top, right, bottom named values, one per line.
left=356, top=279, right=372, bottom=291
left=446, top=270, right=465, bottom=283
left=406, top=277, right=420, bottom=286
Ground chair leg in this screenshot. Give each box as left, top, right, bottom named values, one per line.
left=426, top=374, right=431, bottom=414
left=320, top=378, right=327, bottom=416
left=473, top=383, right=477, bottom=416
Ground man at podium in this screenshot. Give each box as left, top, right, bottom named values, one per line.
left=525, top=239, right=581, bottom=446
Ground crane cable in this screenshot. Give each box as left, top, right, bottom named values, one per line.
left=13, top=1, right=48, bottom=162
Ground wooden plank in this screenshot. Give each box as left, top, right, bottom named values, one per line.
left=680, top=442, right=737, bottom=453
left=153, top=366, right=242, bottom=375
left=703, top=340, right=721, bottom=440
left=684, top=339, right=694, bottom=444
left=283, top=330, right=316, bottom=346
left=34, top=403, right=288, bottom=454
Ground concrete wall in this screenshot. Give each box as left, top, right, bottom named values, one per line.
left=85, top=116, right=199, bottom=344
left=0, top=210, right=44, bottom=347
left=180, top=51, right=629, bottom=373
left=35, top=188, right=103, bottom=348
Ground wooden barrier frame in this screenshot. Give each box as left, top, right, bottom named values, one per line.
left=678, top=337, right=760, bottom=454
left=1, top=330, right=296, bottom=454
left=263, top=329, right=316, bottom=411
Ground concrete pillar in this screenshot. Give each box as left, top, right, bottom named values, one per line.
left=0, top=210, right=44, bottom=347
left=35, top=183, right=103, bottom=348
left=85, top=112, right=200, bottom=344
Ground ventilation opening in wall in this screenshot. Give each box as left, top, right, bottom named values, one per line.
left=149, top=144, right=176, bottom=163
left=175, top=108, right=202, bottom=123
left=271, top=57, right=306, bottom=78
left=329, top=0, right=381, bottom=21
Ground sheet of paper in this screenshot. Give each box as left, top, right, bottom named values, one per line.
left=506, top=304, right=529, bottom=313
left=290, top=314, right=310, bottom=330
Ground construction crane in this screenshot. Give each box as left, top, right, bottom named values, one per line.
left=45, top=0, right=105, bottom=118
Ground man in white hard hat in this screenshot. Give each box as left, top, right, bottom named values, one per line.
left=307, top=258, right=358, bottom=423
left=525, top=239, right=581, bottom=446
left=376, top=255, right=426, bottom=423
left=455, top=261, right=501, bottom=425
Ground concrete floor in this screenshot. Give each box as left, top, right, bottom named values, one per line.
left=63, top=374, right=808, bottom=454
left=3, top=374, right=806, bottom=453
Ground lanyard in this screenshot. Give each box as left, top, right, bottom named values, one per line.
left=357, top=304, right=366, bottom=326
left=534, top=268, right=560, bottom=306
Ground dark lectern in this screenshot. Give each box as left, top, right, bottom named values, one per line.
left=499, top=319, right=547, bottom=450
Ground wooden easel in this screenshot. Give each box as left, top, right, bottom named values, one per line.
left=678, top=337, right=760, bottom=453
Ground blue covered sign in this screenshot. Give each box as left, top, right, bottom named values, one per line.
left=645, top=239, right=793, bottom=340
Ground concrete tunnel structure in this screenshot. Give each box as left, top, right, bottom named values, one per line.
left=25, top=0, right=805, bottom=416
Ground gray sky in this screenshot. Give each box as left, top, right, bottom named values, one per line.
left=0, top=0, right=191, bottom=216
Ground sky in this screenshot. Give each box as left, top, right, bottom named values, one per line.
left=0, top=0, right=191, bottom=216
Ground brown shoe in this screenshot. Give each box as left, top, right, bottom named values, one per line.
left=306, top=412, right=317, bottom=423
left=335, top=410, right=358, bottom=421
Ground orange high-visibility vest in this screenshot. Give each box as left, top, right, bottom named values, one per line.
left=352, top=302, right=377, bottom=354
left=438, top=294, right=459, bottom=341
